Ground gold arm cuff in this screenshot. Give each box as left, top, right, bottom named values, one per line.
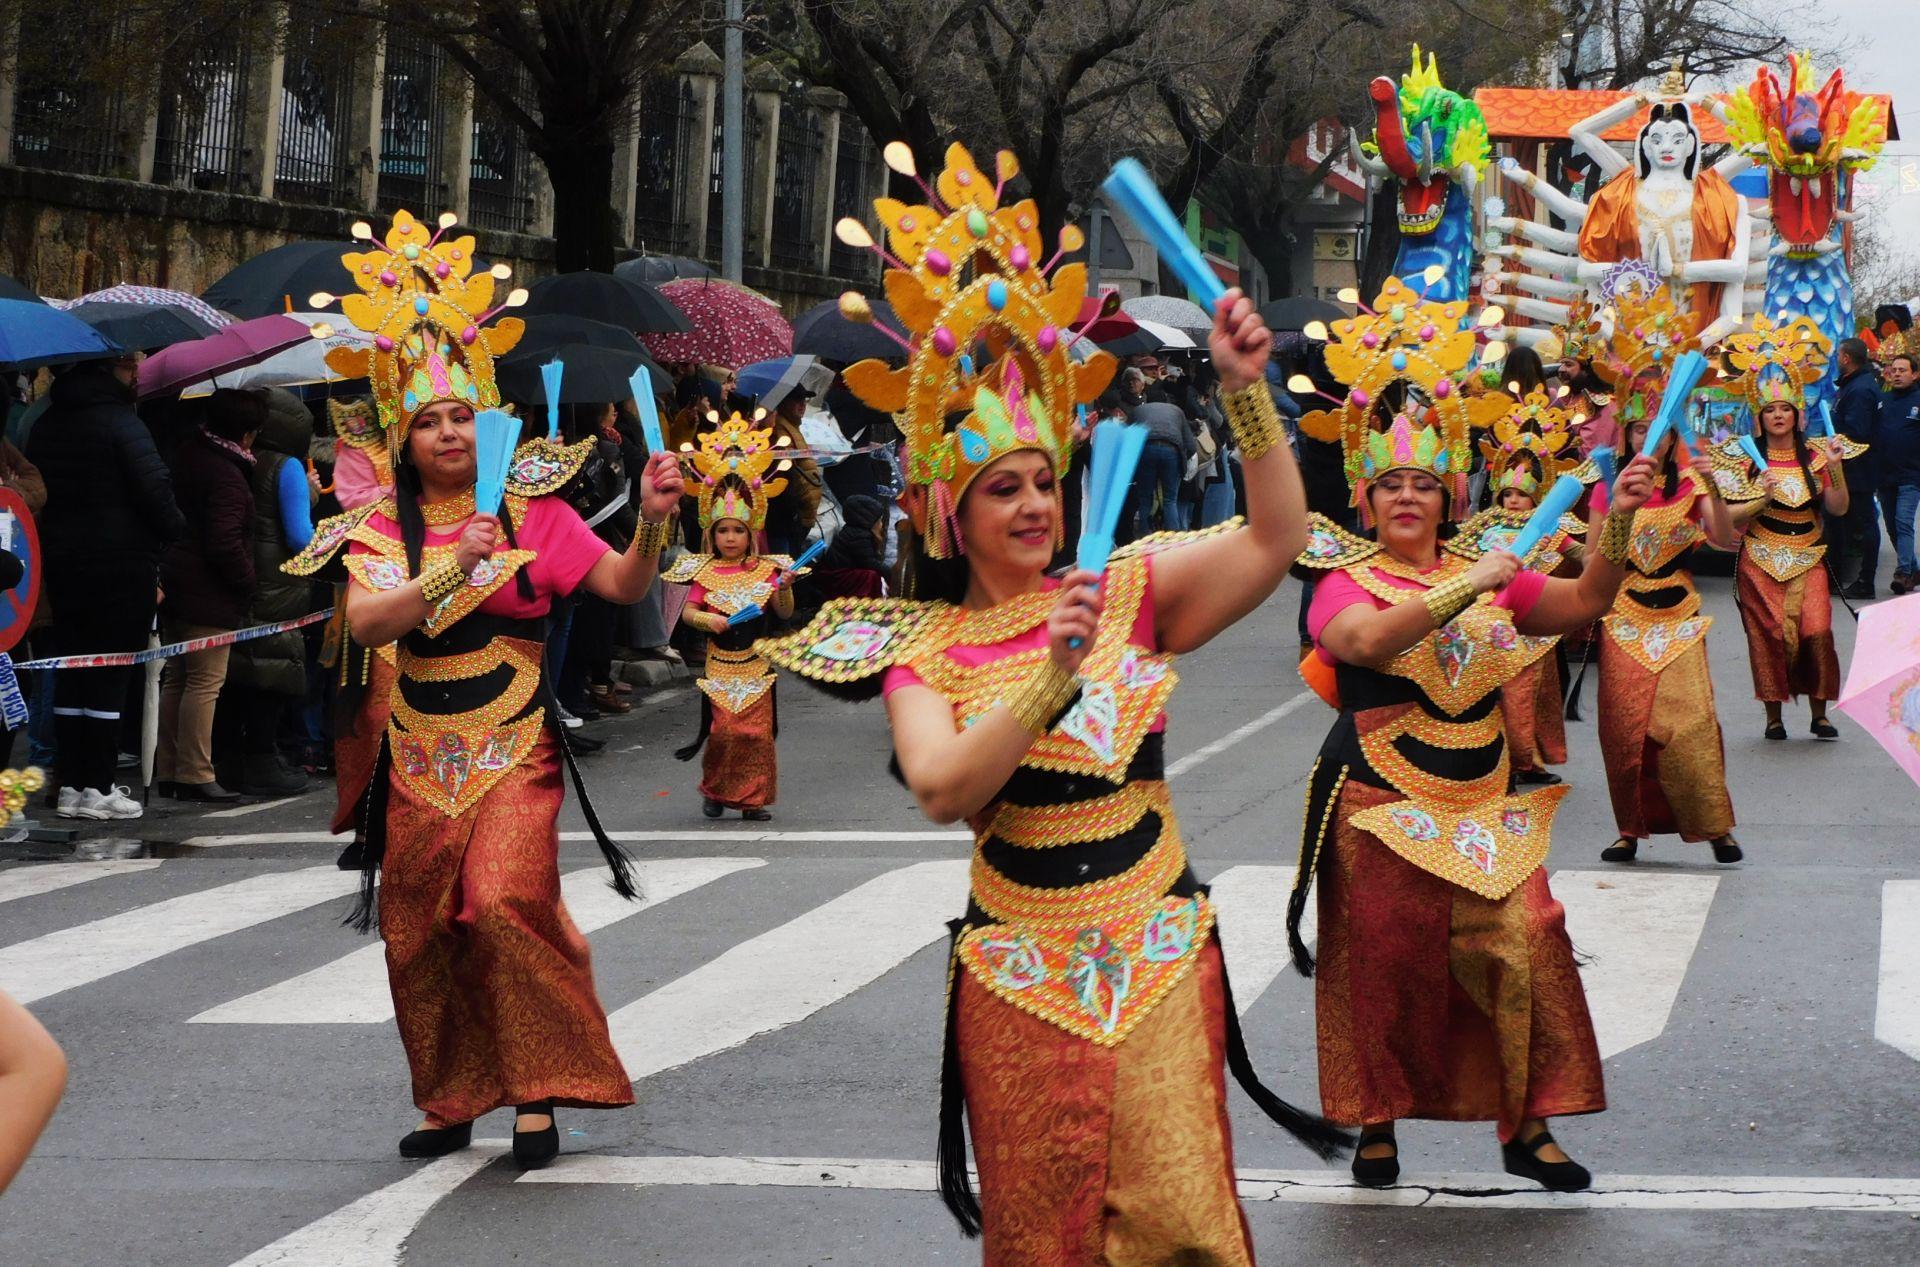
left=999, top=660, right=1081, bottom=734
left=418, top=561, right=465, bottom=605
left=1219, top=381, right=1284, bottom=463
left=1597, top=509, right=1634, bottom=566
left=631, top=516, right=675, bottom=557
left=1421, top=574, right=1477, bottom=627
left=1827, top=461, right=1847, bottom=489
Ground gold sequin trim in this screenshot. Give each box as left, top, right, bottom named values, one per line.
left=989, top=781, right=1167, bottom=849
left=969, top=807, right=1186, bottom=930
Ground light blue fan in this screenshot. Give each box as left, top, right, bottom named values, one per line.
left=540, top=360, right=564, bottom=440
left=1069, top=419, right=1149, bottom=647
left=1737, top=434, right=1768, bottom=472
left=1638, top=350, right=1708, bottom=457
left=473, top=409, right=521, bottom=518
left=1506, top=474, right=1584, bottom=567
left=629, top=367, right=666, bottom=455
left=1101, top=158, right=1225, bottom=312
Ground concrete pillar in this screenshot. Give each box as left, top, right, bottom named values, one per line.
left=677, top=42, right=720, bottom=261
left=610, top=92, right=642, bottom=248
left=438, top=63, right=475, bottom=222
left=747, top=60, right=783, bottom=268
left=242, top=2, right=289, bottom=198
left=348, top=32, right=386, bottom=211
left=530, top=165, right=555, bottom=238
left=0, top=18, right=19, bottom=165
left=808, top=88, right=843, bottom=273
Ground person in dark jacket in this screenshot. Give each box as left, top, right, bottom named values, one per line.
left=215, top=389, right=315, bottom=795
left=1830, top=339, right=1882, bottom=597
left=559, top=401, right=639, bottom=719
left=812, top=493, right=888, bottom=599
left=25, top=356, right=184, bottom=818
left=154, top=389, right=262, bottom=803
left=1879, top=354, right=1920, bottom=594
left=1130, top=385, right=1195, bottom=534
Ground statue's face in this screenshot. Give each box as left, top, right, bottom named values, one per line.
left=1642, top=120, right=1696, bottom=173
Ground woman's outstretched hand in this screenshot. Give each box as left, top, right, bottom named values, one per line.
left=1047, top=569, right=1104, bottom=673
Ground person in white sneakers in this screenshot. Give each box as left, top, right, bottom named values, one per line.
left=55, top=783, right=142, bottom=821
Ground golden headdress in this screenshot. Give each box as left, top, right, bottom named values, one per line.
left=1592, top=280, right=1702, bottom=422
left=834, top=142, right=1115, bottom=557
left=1481, top=388, right=1582, bottom=499
left=1297, top=276, right=1509, bottom=523
left=681, top=410, right=791, bottom=538
left=1550, top=292, right=1605, bottom=364
left=1721, top=313, right=1830, bottom=421
left=315, top=209, right=526, bottom=462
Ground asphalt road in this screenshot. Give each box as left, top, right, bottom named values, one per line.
left=2, top=560, right=1918, bottom=1267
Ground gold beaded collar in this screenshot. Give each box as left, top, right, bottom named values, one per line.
left=419, top=489, right=477, bottom=526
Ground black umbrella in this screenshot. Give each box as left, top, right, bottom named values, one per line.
left=614, top=255, right=713, bottom=286
left=792, top=297, right=909, bottom=366
left=521, top=271, right=690, bottom=334
left=1094, top=328, right=1164, bottom=359
left=513, top=314, right=655, bottom=363
left=65, top=300, right=218, bottom=352
left=0, top=276, right=45, bottom=305
left=203, top=242, right=361, bottom=320
left=1259, top=294, right=1346, bottom=332
left=498, top=343, right=669, bottom=405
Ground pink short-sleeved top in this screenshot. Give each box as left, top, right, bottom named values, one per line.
left=1588, top=469, right=1703, bottom=520
left=1308, top=561, right=1548, bottom=666
left=348, top=494, right=611, bottom=619
left=881, top=561, right=1167, bottom=733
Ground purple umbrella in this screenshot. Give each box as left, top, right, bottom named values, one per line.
left=136, top=313, right=311, bottom=399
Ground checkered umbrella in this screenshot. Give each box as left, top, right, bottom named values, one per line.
left=55, top=285, right=233, bottom=329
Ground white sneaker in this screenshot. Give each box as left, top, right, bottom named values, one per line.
left=93, top=786, right=144, bottom=820
left=57, top=787, right=108, bottom=820
left=557, top=707, right=584, bottom=731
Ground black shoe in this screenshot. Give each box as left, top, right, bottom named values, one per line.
left=702, top=797, right=724, bottom=819
left=1514, top=768, right=1562, bottom=786
left=1501, top=1130, right=1590, bottom=1192
left=1711, top=836, right=1744, bottom=864
left=336, top=840, right=366, bottom=871
left=1811, top=717, right=1839, bottom=740
left=1351, top=1131, right=1399, bottom=1188
left=1600, top=837, right=1638, bottom=863
left=512, top=1102, right=559, bottom=1171
left=1764, top=721, right=1788, bottom=741
left=155, top=780, right=181, bottom=799
left=568, top=733, right=605, bottom=754
left=399, top=1121, right=472, bottom=1158
left=1893, top=572, right=1914, bottom=596
left=174, top=781, right=242, bottom=803
left=244, top=755, right=308, bottom=796
left=743, top=807, right=773, bottom=822
left=1842, top=582, right=1876, bottom=601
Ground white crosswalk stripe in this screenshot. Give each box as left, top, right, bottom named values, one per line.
left=189, top=857, right=765, bottom=1025
left=1553, top=869, right=1720, bottom=1060
left=1206, top=864, right=1311, bottom=1017
left=0, top=859, right=161, bottom=905
left=1875, top=880, right=1920, bottom=1063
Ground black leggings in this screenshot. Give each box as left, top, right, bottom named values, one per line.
left=45, top=558, right=157, bottom=794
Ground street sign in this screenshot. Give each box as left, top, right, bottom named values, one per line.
left=0, top=487, right=42, bottom=653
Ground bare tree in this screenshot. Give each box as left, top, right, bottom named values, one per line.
left=1552, top=0, right=1829, bottom=90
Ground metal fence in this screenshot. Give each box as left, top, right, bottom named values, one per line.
left=633, top=75, right=697, bottom=255
left=704, top=102, right=762, bottom=262
left=9, top=14, right=133, bottom=177
left=276, top=1, right=361, bottom=206
left=152, top=21, right=255, bottom=192
left=377, top=29, right=448, bottom=213
left=769, top=92, right=823, bottom=272
left=829, top=119, right=878, bottom=281
left=468, top=62, right=536, bottom=233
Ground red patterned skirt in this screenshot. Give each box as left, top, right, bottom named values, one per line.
left=1499, top=655, right=1567, bottom=772
left=1596, top=636, right=1736, bottom=841
left=701, top=689, right=777, bottom=811
left=1736, top=555, right=1840, bottom=703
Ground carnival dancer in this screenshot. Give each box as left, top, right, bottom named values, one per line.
left=1715, top=316, right=1859, bottom=740
left=667, top=412, right=802, bottom=820
left=763, top=142, right=1344, bottom=1265
left=1288, top=276, right=1659, bottom=1192
left=284, top=209, right=684, bottom=1170
left=1586, top=285, right=1742, bottom=864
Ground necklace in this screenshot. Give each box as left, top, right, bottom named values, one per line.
left=419, top=488, right=477, bottom=526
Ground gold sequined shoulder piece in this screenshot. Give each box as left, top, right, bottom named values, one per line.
left=1296, top=512, right=1380, bottom=571
left=283, top=500, right=387, bottom=577
left=756, top=596, right=947, bottom=686
left=505, top=435, right=594, bottom=498
left=1707, top=442, right=1766, bottom=503
left=1108, top=517, right=1245, bottom=563
left=1446, top=508, right=1586, bottom=569
left=662, top=552, right=709, bottom=584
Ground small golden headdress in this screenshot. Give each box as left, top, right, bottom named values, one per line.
left=1481, top=388, right=1582, bottom=499
left=1593, top=281, right=1703, bottom=421
left=1550, top=292, right=1604, bottom=363
left=681, top=411, right=791, bottom=536
left=1721, top=313, right=1831, bottom=420
left=835, top=142, right=1115, bottom=556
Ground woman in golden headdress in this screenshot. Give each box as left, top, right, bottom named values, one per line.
left=1586, top=285, right=1743, bottom=865
left=1288, top=277, right=1659, bottom=1192
left=666, top=411, right=803, bottom=819
left=1715, top=316, right=1859, bottom=739
left=285, top=210, right=684, bottom=1169
left=763, top=142, right=1341, bottom=1265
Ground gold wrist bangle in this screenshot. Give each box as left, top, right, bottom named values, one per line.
left=1000, top=660, right=1081, bottom=734
left=631, top=516, right=675, bottom=557
left=1597, top=509, right=1634, bottom=566
left=1421, top=574, right=1477, bottom=627
left=418, top=561, right=465, bottom=605
left=1219, top=382, right=1284, bottom=462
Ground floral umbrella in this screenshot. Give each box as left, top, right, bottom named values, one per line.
left=640, top=277, right=792, bottom=370
left=55, top=285, right=233, bottom=329
left=1837, top=590, right=1920, bottom=788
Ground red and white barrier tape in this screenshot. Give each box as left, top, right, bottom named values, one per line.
left=12, top=609, right=335, bottom=671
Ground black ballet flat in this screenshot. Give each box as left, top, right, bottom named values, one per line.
left=512, top=1101, right=559, bottom=1171
left=1515, top=768, right=1563, bottom=786
left=1501, top=1130, right=1591, bottom=1192
left=1600, top=837, right=1638, bottom=863
left=1351, top=1131, right=1399, bottom=1188
left=702, top=797, right=724, bottom=819
left=1764, top=721, right=1788, bottom=741
left=398, top=1121, right=472, bottom=1158
left=1811, top=718, right=1839, bottom=740
left=1711, top=836, right=1744, bottom=864
left=742, top=807, right=773, bottom=822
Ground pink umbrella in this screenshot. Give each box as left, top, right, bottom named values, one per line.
left=640, top=277, right=792, bottom=370
left=136, top=313, right=311, bottom=399
left=55, top=285, right=233, bottom=329
left=1837, top=590, right=1920, bottom=788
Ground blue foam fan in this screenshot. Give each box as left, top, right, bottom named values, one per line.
left=1591, top=447, right=1617, bottom=488
left=1069, top=419, right=1149, bottom=648
left=540, top=360, right=564, bottom=439
left=1812, top=402, right=1834, bottom=438
left=725, top=604, right=763, bottom=628
left=1638, top=350, right=1709, bottom=458
left=1101, top=158, right=1225, bottom=312
left=629, top=366, right=665, bottom=455
left=1737, top=434, right=1767, bottom=472
left=473, top=408, right=521, bottom=519
left=1505, top=474, right=1584, bottom=566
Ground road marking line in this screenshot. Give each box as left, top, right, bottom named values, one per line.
left=0, top=859, right=162, bottom=906
left=190, top=857, right=765, bottom=1025
left=1166, top=689, right=1319, bottom=780
left=178, top=827, right=973, bottom=848
left=1876, top=880, right=1920, bottom=1063
left=0, top=866, right=358, bottom=1004
left=518, top=1152, right=1920, bottom=1213
left=225, top=1141, right=507, bottom=1267
left=1554, top=869, right=1719, bottom=1060
left=203, top=794, right=316, bottom=819
left=1205, top=864, right=1312, bottom=1016
left=605, top=859, right=969, bottom=1081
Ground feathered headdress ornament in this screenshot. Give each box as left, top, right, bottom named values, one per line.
left=1592, top=279, right=1703, bottom=423
left=1720, top=313, right=1831, bottom=421
left=681, top=410, right=791, bottom=537
left=1550, top=292, right=1605, bottom=364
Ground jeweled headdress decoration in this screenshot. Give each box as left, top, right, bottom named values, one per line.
left=314, top=210, right=526, bottom=460
left=833, top=142, right=1116, bottom=557
left=1550, top=292, right=1605, bottom=364
left=682, top=410, right=790, bottom=536
left=1481, top=388, right=1581, bottom=498
left=1296, top=276, right=1509, bottom=523
left=1721, top=313, right=1831, bottom=420
left=1593, top=279, right=1703, bottom=421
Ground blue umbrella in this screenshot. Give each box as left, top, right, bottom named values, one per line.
left=735, top=355, right=833, bottom=410
left=0, top=298, right=122, bottom=368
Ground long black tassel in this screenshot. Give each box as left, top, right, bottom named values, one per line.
left=674, top=694, right=713, bottom=762
left=934, top=919, right=982, bottom=1237
left=343, top=736, right=391, bottom=933
left=1564, top=629, right=1597, bottom=720
left=557, top=722, right=640, bottom=901
left=1216, top=938, right=1355, bottom=1160
left=1285, top=759, right=1346, bottom=976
